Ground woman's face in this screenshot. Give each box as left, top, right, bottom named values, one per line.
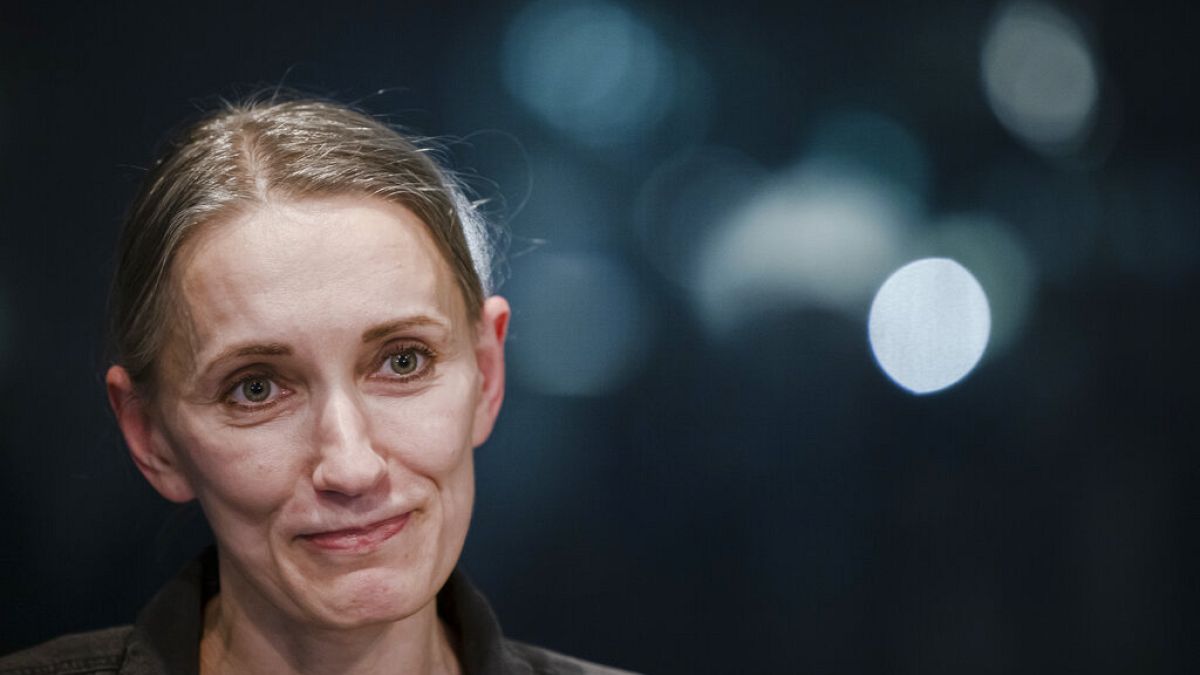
left=114, top=195, right=508, bottom=630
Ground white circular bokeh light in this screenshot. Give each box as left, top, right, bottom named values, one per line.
left=921, top=213, right=1036, bottom=357
left=869, top=258, right=991, bottom=394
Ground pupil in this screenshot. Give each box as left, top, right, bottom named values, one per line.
left=391, top=351, right=415, bottom=374
left=243, top=379, right=269, bottom=402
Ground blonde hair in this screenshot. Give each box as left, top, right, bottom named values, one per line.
left=109, top=95, right=495, bottom=391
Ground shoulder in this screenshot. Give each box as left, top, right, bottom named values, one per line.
left=0, top=626, right=132, bottom=675
left=503, top=639, right=640, bottom=675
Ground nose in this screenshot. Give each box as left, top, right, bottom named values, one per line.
left=311, top=387, right=387, bottom=497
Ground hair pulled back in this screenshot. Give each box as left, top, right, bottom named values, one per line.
left=110, top=95, right=495, bottom=393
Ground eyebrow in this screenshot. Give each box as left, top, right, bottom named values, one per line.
left=360, top=315, right=450, bottom=343
left=196, top=343, right=292, bottom=381
left=195, top=316, right=451, bottom=382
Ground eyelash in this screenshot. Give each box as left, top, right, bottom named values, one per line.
left=374, top=343, right=437, bottom=383
left=221, top=343, right=437, bottom=412
left=224, top=370, right=289, bottom=411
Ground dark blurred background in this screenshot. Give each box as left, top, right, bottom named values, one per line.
left=1, top=1, right=1196, bottom=672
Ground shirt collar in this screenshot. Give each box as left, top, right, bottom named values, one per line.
left=123, top=546, right=528, bottom=675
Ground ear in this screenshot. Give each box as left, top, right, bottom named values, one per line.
left=471, top=295, right=511, bottom=447
left=105, top=365, right=195, bottom=503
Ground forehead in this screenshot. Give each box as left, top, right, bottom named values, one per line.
left=171, top=196, right=467, bottom=370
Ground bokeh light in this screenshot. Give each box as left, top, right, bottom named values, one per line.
left=693, top=160, right=915, bottom=336
left=804, top=109, right=932, bottom=206
left=517, top=151, right=616, bottom=246
left=506, top=250, right=654, bottom=396
left=634, top=146, right=766, bottom=289
left=869, top=258, right=991, bottom=394
left=918, top=213, right=1036, bottom=356
left=503, top=0, right=678, bottom=146
left=982, top=1, right=1099, bottom=153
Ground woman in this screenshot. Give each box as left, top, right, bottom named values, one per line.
left=1, top=97, right=631, bottom=675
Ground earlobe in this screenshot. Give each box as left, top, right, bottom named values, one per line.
left=105, top=365, right=195, bottom=503
left=471, top=296, right=511, bottom=447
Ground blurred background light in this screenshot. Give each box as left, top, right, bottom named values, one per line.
left=918, top=213, right=1036, bottom=357
left=518, top=151, right=616, bottom=246
left=634, top=146, right=766, bottom=290
left=502, top=0, right=678, bottom=147
left=506, top=250, right=654, bottom=396
left=804, top=109, right=932, bottom=206
left=693, top=160, right=915, bottom=336
left=982, top=1, right=1099, bottom=154
left=869, top=258, right=991, bottom=394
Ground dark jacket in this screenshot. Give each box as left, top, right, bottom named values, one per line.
left=0, top=548, right=634, bottom=675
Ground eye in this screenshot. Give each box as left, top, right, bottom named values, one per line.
left=390, top=350, right=419, bottom=375
left=227, top=375, right=282, bottom=408
left=378, top=345, right=434, bottom=381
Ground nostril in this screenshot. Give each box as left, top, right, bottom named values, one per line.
left=311, top=389, right=387, bottom=496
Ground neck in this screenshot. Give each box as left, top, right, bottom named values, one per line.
left=199, top=567, right=461, bottom=675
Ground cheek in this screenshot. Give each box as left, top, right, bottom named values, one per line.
left=172, top=415, right=310, bottom=521
left=370, top=373, right=479, bottom=476
left=439, top=451, right=475, bottom=548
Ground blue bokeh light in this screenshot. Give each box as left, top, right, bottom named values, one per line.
left=503, top=0, right=677, bottom=147
left=634, top=145, right=766, bottom=289
left=804, top=109, right=932, bottom=205
left=506, top=250, right=655, bottom=396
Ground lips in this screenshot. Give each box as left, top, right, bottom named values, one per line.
left=299, top=513, right=412, bottom=552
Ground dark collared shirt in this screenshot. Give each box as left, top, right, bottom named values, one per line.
left=0, top=548, right=633, bottom=675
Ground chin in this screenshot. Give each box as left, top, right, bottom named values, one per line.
left=301, top=564, right=443, bottom=629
